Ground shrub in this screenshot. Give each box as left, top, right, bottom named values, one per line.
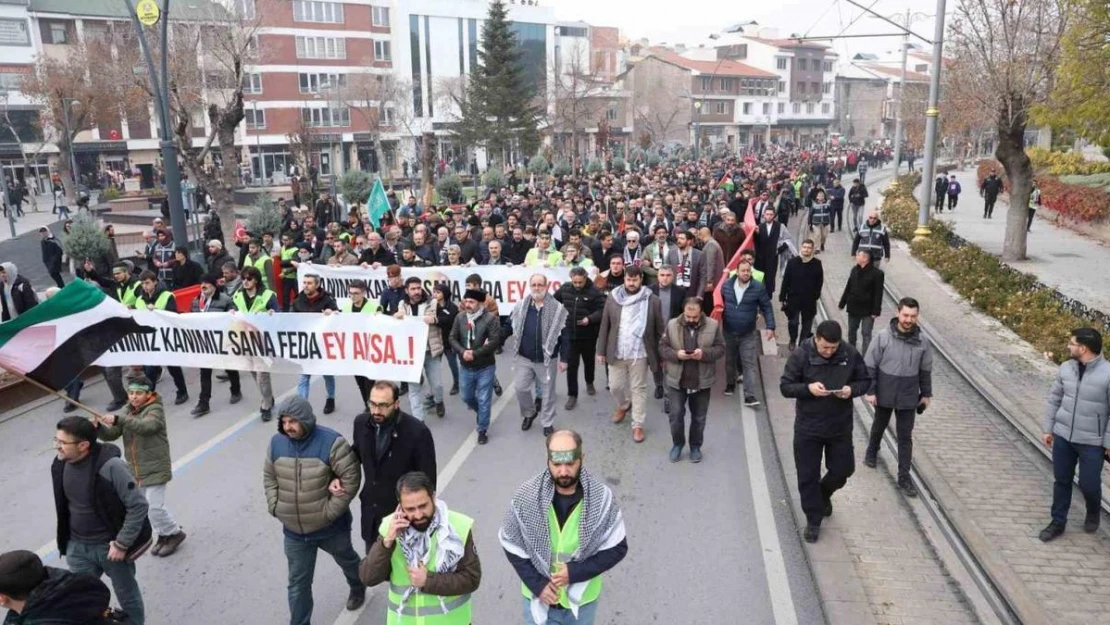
left=977, top=158, right=1110, bottom=223
left=338, top=170, right=372, bottom=210
left=481, top=166, right=505, bottom=190
left=552, top=159, right=572, bottom=176
left=101, top=187, right=122, bottom=201
left=435, top=174, right=464, bottom=204
left=610, top=157, right=627, bottom=174
left=527, top=155, right=550, bottom=175
left=646, top=151, right=662, bottom=167
left=880, top=174, right=1106, bottom=363
left=246, top=195, right=285, bottom=235
left=628, top=148, right=646, bottom=165
left=1027, top=147, right=1110, bottom=176
left=586, top=159, right=603, bottom=174
left=62, top=211, right=110, bottom=263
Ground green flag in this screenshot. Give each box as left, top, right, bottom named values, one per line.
left=367, top=178, right=391, bottom=229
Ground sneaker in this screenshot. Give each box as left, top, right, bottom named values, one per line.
left=323, top=398, right=335, bottom=415
left=190, top=402, right=210, bottom=417
left=744, top=395, right=761, bottom=407
left=669, top=445, right=683, bottom=463
left=898, top=479, right=918, bottom=498
left=477, top=431, right=489, bottom=445
left=435, top=402, right=446, bottom=418
left=543, top=426, right=555, bottom=437
left=493, top=381, right=503, bottom=397
left=229, top=392, right=242, bottom=405
left=450, top=383, right=459, bottom=396
left=346, top=587, right=366, bottom=611
left=174, top=392, right=189, bottom=405
left=564, top=396, right=577, bottom=410
left=736, top=373, right=744, bottom=383
left=863, top=454, right=877, bottom=468
left=158, top=530, right=187, bottom=556
left=654, top=385, right=664, bottom=399
left=1084, top=512, right=1100, bottom=533
left=105, top=399, right=126, bottom=412
left=586, top=384, right=596, bottom=396
left=803, top=525, right=820, bottom=543
left=260, top=408, right=273, bottom=422
left=689, top=447, right=703, bottom=463
left=724, top=384, right=736, bottom=396
left=1039, top=521, right=1065, bottom=542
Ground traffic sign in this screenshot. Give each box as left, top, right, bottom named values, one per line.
left=135, top=0, right=161, bottom=26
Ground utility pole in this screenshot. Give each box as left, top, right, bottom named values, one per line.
left=891, top=8, right=909, bottom=174
left=914, top=0, right=948, bottom=241
left=124, top=0, right=190, bottom=249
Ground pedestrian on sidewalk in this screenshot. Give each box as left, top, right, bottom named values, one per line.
left=596, top=265, right=665, bottom=443
left=499, top=430, right=628, bottom=625
left=946, top=175, right=962, bottom=211
left=780, top=239, right=824, bottom=351
left=862, top=297, right=933, bottom=498
left=449, top=288, right=503, bottom=445
left=1028, top=180, right=1041, bottom=232
left=807, top=189, right=831, bottom=253
left=780, top=320, right=870, bottom=543
left=52, top=416, right=151, bottom=625
left=659, top=297, right=725, bottom=463
left=933, top=175, right=947, bottom=214
left=190, top=274, right=241, bottom=417
left=95, top=375, right=187, bottom=557
left=847, top=178, right=869, bottom=236
left=980, top=169, right=1003, bottom=218
left=851, top=213, right=892, bottom=270
left=721, top=260, right=775, bottom=405
left=837, top=250, right=884, bottom=355
left=359, top=471, right=481, bottom=623
left=39, top=227, right=65, bottom=288
left=352, top=381, right=437, bottom=554
left=511, top=274, right=568, bottom=437
left=1038, top=328, right=1110, bottom=542
left=263, top=395, right=367, bottom=622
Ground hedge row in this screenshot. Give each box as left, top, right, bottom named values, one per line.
left=879, top=174, right=1105, bottom=363
left=1027, top=147, right=1110, bottom=176
left=976, top=159, right=1110, bottom=223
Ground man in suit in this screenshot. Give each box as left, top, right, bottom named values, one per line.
left=753, top=206, right=785, bottom=297
left=649, top=265, right=687, bottom=413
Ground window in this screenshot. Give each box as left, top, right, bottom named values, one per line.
left=299, top=73, right=346, bottom=93
left=372, top=6, right=390, bottom=27
left=374, top=40, right=391, bottom=62
left=719, top=78, right=734, bottom=91
left=0, top=73, right=21, bottom=91
left=762, top=102, right=770, bottom=115
left=797, top=81, right=806, bottom=94
left=294, top=1, right=344, bottom=24
left=792, top=102, right=801, bottom=114
left=382, top=107, right=396, bottom=126
left=778, top=80, right=785, bottom=93
left=822, top=102, right=830, bottom=114
left=823, top=82, right=832, bottom=95
left=733, top=44, right=747, bottom=59
left=700, top=76, right=712, bottom=91
left=245, top=108, right=265, bottom=129
left=48, top=22, right=69, bottom=44
left=559, top=26, right=588, bottom=37
left=810, top=82, right=820, bottom=94
left=776, top=57, right=787, bottom=70
left=915, top=63, right=928, bottom=73
left=806, top=102, right=815, bottom=114
left=245, top=35, right=259, bottom=57
left=741, top=102, right=752, bottom=115
left=296, top=36, right=346, bottom=59
left=715, top=101, right=727, bottom=115
left=606, top=107, right=618, bottom=122
left=242, top=73, right=263, bottom=94
left=777, top=102, right=785, bottom=114
left=301, top=107, right=351, bottom=127
left=823, top=60, right=833, bottom=72
left=797, top=58, right=807, bottom=71
left=235, top=0, right=256, bottom=19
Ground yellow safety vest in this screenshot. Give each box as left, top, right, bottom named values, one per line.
left=342, top=299, right=379, bottom=314
left=380, top=511, right=474, bottom=625
left=232, top=289, right=276, bottom=313
left=280, top=246, right=298, bottom=279
left=521, top=503, right=603, bottom=609
left=242, top=253, right=273, bottom=290
left=115, top=281, right=140, bottom=308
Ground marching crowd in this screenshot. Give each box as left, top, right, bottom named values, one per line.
left=2, top=143, right=1106, bottom=625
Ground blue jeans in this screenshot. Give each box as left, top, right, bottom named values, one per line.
left=460, top=364, right=495, bottom=432
left=297, top=375, right=335, bottom=399
left=284, top=531, right=363, bottom=625
left=523, top=598, right=599, bottom=625
left=1051, top=435, right=1105, bottom=525
left=445, top=346, right=460, bottom=387
left=66, top=540, right=145, bottom=625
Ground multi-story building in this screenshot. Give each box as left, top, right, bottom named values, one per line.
left=835, top=51, right=931, bottom=144
left=0, top=0, right=44, bottom=189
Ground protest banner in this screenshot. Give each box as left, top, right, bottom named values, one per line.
left=298, top=264, right=591, bottom=314
left=95, top=310, right=429, bottom=382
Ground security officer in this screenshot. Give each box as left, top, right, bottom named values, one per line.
left=232, top=266, right=278, bottom=421
left=851, top=212, right=892, bottom=270
left=780, top=320, right=870, bottom=543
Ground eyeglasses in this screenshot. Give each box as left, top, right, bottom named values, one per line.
left=52, top=438, right=80, bottom=448
left=368, top=400, right=396, bottom=411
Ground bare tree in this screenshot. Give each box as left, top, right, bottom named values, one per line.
left=0, top=93, right=51, bottom=210
left=633, top=91, right=687, bottom=149
left=948, top=0, right=1068, bottom=260
left=550, top=47, right=611, bottom=168
left=346, top=72, right=411, bottom=176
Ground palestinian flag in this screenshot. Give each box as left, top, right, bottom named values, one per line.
left=0, top=280, right=150, bottom=389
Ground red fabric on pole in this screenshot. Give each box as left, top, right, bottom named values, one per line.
left=709, top=199, right=758, bottom=322
left=173, top=285, right=201, bottom=313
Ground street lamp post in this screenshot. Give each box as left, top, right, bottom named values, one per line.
left=252, top=100, right=262, bottom=184
left=914, top=0, right=949, bottom=241
left=891, top=13, right=909, bottom=175
left=123, top=0, right=189, bottom=249
left=61, top=98, right=81, bottom=196
left=693, top=100, right=702, bottom=160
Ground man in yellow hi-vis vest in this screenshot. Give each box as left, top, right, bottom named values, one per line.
left=360, top=471, right=481, bottom=625
left=500, top=430, right=628, bottom=625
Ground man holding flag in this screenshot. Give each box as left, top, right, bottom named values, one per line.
left=367, top=178, right=393, bottom=230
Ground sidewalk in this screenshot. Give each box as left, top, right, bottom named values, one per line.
left=936, top=170, right=1110, bottom=312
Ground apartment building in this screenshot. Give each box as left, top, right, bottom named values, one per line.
left=835, top=50, right=931, bottom=143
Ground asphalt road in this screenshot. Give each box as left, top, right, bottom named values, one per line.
left=0, top=353, right=824, bottom=624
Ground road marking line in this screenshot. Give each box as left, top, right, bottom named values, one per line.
left=742, top=404, right=799, bottom=625
left=333, top=376, right=518, bottom=625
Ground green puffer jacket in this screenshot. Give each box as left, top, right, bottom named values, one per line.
left=97, top=394, right=172, bottom=486
left=263, top=395, right=362, bottom=536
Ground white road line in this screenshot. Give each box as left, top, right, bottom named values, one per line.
left=35, top=380, right=316, bottom=561
left=333, top=377, right=518, bottom=625
left=742, top=404, right=799, bottom=625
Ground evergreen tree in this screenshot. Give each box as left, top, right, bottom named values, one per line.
left=454, top=0, right=541, bottom=163
left=61, top=212, right=110, bottom=263
left=246, top=196, right=284, bottom=237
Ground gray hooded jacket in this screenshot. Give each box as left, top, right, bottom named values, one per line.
left=1043, top=355, right=1110, bottom=447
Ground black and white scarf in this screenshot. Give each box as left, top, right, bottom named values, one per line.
left=498, top=469, right=626, bottom=624
left=509, top=294, right=568, bottom=368
left=395, top=498, right=465, bottom=612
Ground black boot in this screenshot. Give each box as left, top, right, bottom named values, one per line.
left=191, top=401, right=210, bottom=417
left=323, top=398, right=335, bottom=414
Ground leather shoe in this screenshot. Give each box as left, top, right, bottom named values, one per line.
left=229, top=392, right=242, bottom=405
left=669, top=445, right=683, bottom=462
left=436, top=402, right=446, bottom=418
left=1084, top=513, right=1100, bottom=533
left=654, top=385, right=664, bottom=399
left=477, top=431, right=488, bottom=445
left=564, top=397, right=577, bottom=410
left=863, top=454, right=877, bottom=468
left=632, top=427, right=645, bottom=443
left=190, top=402, right=210, bottom=417
left=898, top=479, right=918, bottom=498
left=346, top=588, right=365, bottom=611
left=158, top=530, right=187, bottom=556
left=174, top=392, right=189, bottom=405
left=611, top=405, right=629, bottom=424
left=823, top=498, right=833, bottom=517
left=586, top=384, right=596, bottom=396
left=450, top=383, right=459, bottom=396
left=543, top=426, right=555, bottom=437
left=1039, top=522, right=1065, bottom=542
left=534, top=397, right=542, bottom=414
left=803, top=525, right=820, bottom=543
left=323, top=398, right=335, bottom=414
left=522, top=415, right=536, bottom=431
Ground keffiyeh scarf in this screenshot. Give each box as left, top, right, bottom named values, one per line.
left=395, top=498, right=465, bottom=611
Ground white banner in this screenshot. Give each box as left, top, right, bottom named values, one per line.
left=298, top=264, right=589, bottom=315
left=95, top=310, right=429, bottom=382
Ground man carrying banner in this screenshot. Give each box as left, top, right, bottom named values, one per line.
left=232, top=266, right=278, bottom=422
left=242, top=239, right=274, bottom=292
left=394, top=277, right=446, bottom=421
left=292, top=273, right=339, bottom=415
left=191, top=274, right=241, bottom=417
left=136, top=271, right=189, bottom=406
left=449, top=289, right=503, bottom=445
left=343, top=280, right=379, bottom=406
left=511, top=274, right=569, bottom=438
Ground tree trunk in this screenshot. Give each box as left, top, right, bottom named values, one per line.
left=996, top=98, right=1032, bottom=262
left=421, top=132, right=435, bottom=207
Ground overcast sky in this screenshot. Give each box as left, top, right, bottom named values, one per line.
left=551, top=0, right=939, bottom=61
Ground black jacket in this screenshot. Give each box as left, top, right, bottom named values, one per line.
left=554, top=281, right=605, bottom=341
left=1, top=567, right=111, bottom=625
left=351, top=411, right=437, bottom=542
left=292, top=289, right=337, bottom=313
left=779, top=256, right=824, bottom=315
left=171, top=258, right=204, bottom=288
left=448, top=309, right=503, bottom=370
left=649, top=283, right=688, bottom=319
left=780, top=338, right=870, bottom=436
left=980, top=175, right=1003, bottom=199
left=838, top=263, right=884, bottom=317
left=0, top=274, right=38, bottom=321
left=359, top=246, right=397, bottom=267
left=41, top=236, right=64, bottom=273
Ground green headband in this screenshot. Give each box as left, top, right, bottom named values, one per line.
left=548, top=449, right=581, bottom=464
left=127, top=382, right=153, bottom=392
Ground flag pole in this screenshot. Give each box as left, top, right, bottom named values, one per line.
left=0, top=365, right=104, bottom=419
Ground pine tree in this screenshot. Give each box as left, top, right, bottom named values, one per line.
left=454, top=0, right=541, bottom=163
left=246, top=196, right=285, bottom=237
left=61, top=212, right=110, bottom=263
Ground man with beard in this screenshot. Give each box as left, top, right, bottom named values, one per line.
left=593, top=254, right=626, bottom=295
left=292, top=273, right=339, bottom=414
left=393, top=277, right=446, bottom=420
left=642, top=224, right=678, bottom=285
left=696, top=227, right=725, bottom=315
left=713, top=211, right=745, bottom=266
left=659, top=298, right=726, bottom=463
left=505, top=226, right=533, bottom=265
left=265, top=395, right=365, bottom=621
left=352, top=382, right=437, bottom=554
left=510, top=274, right=569, bottom=437
left=596, top=266, right=665, bottom=443
left=136, top=271, right=189, bottom=405
left=620, top=229, right=644, bottom=267
left=500, top=430, right=628, bottom=625
left=359, top=472, right=481, bottom=622
left=554, top=267, right=605, bottom=410
left=852, top=212, right=892, bottom=270
left=779, top=239, right=824, bottom=351
left=449, top=289, right=503, bottom=445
